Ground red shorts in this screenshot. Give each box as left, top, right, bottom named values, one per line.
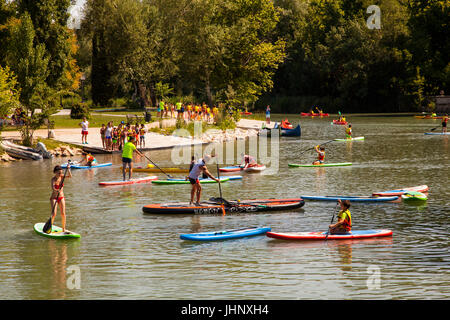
left=82, top=130, right=88, bottom=135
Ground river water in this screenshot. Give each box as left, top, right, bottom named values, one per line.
left=0, top=115, right=448, bottom=300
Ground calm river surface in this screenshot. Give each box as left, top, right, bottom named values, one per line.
left=0, top=115, right=448, bottom=299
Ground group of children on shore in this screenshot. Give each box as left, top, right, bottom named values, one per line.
left=157, top=101, right=220, bottom=123
left=100, top=121, right=147, bottom=151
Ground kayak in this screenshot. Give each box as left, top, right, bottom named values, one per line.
left=152, top=177, right=230, bottom=184
left=167, top=175, right=242, bottom=181
left=300, top=195, right=398, bottom=202
left=219, top=164, right=266, bottom=172
left=424, top=132, right=450, bottom=135
left=372, top=185, right=429, bottom=196
left=61, top=162, right=112, bottom=169
left=334, top=136, right=364, bottom=141
left=415, top=115, right=442, bottom=119
left=266, top=229, right=393, bottom=241
left=240, top=111, right=253, bottom=115
left=332, top=120, right=348, bottom=125
left=99, top=175, right=158, bottom=186
left=301, top=112, right=329, bottom=117
left=33, top=223, right=81, bottom=239
left=180, top=227, right=271, bottom=241
left=401, top=191, right=427, bottom=202
left=124, top=166, right=189, bottom=173
left=288, top=162, right=352, bottom=168
left=143, top=198, right=305, bottom=214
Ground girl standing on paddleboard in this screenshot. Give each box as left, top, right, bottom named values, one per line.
left=50, top=165, right=72, bottom=232
left=329, top=200, right=352, bottom=234
left=345, top=124, right=352, bottom=139
left=442, top=114, right=448, bottom=133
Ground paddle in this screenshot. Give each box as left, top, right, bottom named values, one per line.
left=325, top=202, right=340, bottom=240
left=430, top=125, right=441, bottom=132
left=216, top=163, right=228, bottom=214
left=141, top=153, right=173, bottom=179
left=42, top=160, right=71, bottom=234
left=299, top=139, right=335, bottom=156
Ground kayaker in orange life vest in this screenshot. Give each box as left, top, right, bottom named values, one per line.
left=313, top=145, right=325, bottom=165
left=329, top=199, right=352, bottom=234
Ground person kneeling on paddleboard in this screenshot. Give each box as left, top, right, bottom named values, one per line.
left=80, top=151, right=97, bottom=167
left=189, top=155, right=219, bottom=205
left=313, top=145, right=325, bottom=165
left=50, top=165, right=72, bottom=232
left=329, top=200, right=352, bottom=234
left=122, top=136, right=144, bottom=181
left=241, top=154, right=257, bottom=170
left=345, top=124, right=352, bottom=139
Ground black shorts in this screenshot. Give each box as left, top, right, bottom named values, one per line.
left=122, top=157, right=132, bottom=164
left=189, top=178, right=199, bottom=185
left=443, top=122, right=447, bottom=128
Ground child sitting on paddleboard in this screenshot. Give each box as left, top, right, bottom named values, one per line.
left=313, top=145, right=325, bottom=165
left=80, top=151, right=96, bottom=167
left=329, top=199, right=352, bottom=234
left=50, top=165, right=72, bottom=232
left=188, top=155, right=219, bottom=205
left=241, top=155, right=257, bottom=169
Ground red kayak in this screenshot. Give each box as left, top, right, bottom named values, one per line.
left=372, top=185, right=429, bottom=197
left=240, top=111, right=253, bottom=115
left=332, top=120, right=348, bottom=125
left=301, top=112, right=329, bottom=117
left=266, top=229, right=393, bottom=241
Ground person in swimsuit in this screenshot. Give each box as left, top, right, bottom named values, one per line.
left=50, top=165, right=72, bottom=232
left=241, top=155, right=257, bottom=169
left=313, top=145, right=325, bottom=165
left=442, top=114, right=448, bottom=133
left=188, top=155, right=218, bottom=205
left=329, top=199, right=352, bottom=234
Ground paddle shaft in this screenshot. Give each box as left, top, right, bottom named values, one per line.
left=325, top=203, right=340, bottom=240
left=300, top=140, right=335, bottom=155
left=430, top=125, right=441, bottom=132
left=43, top=160, right=71, bottom=233
left=141, top=153, right=173, bottom=178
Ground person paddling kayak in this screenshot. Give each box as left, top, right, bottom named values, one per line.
left=50, top=165, right=72, bottom=232
left=312, top=145, right=326, bottom=165
left=188, top=155, right=219, bottom=205
left=329, top=199, right=352, bottom=234
left=122, top=135, right=144, bottom=181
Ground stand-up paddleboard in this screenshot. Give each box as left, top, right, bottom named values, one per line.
left=424, top=132, right=450, bottom=135
left=333, top=136, right=364, bottom=141
left=123, top=166, right=189, bottom=173
left=288, top=162, right=352, bottom=168
left=167, top=175, right=242, bottom=181
left=401, top=191, right=427, bottom=202
left=300, top=195, right=398, bottom=202
left=372, top=185, right=429, bottom=196
left=219, top=164, right=266, bottom=172
left=180, top=227, right=271, bottom=241
left=266, top=229, right=393, bottom=241
left=61, top=162, right=112, bottom=169
left=143, top=198, right=305, bottom=214
left=34, top=223, right=80, bottom=239
left=99, top=175, right=158, bottom=186
left=152, top=177, right=230, bottom=185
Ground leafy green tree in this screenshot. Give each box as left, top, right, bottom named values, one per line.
left=0, top=66, right=20, bottom=120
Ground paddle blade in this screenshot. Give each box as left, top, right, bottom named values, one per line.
left=42, top=217, right=52, bottom=234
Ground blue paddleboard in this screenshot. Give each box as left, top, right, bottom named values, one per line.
left=180, top=227, right=271, bottom=241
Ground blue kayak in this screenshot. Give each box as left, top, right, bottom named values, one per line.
left=61, top=162, right=112, bottom=169
left=167, top=175, right=242, bottom=181
left=424, top=132, right=450, bottom=135
left=300, top=195, right=398, bottom=202
left=180, top=227, right=271, bottom=241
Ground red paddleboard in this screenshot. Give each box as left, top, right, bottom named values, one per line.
left=266, top=229, right=393, bottom=240
left=99, top=176, right=158, bottom=186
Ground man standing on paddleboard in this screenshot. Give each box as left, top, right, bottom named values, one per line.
left=122, top=136, right=144, bottom=181
left=188, top=155, right=219, bottom=205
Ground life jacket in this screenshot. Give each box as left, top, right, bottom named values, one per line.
left=339, top=209, right=352, bottom=231
left=318, top=151, right=325, bottom=161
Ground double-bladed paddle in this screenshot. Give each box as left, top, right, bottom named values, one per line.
left=42, top=160, right=71, bottom=234
left=299, top=139, right=335, bottom=156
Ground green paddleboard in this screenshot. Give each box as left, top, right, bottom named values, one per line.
left=288, top=162, right=353, bottom=168
left=152, top=177, right=230, bottom=184
left=333, top=136, right=365, bottom=141
left=34, top=223, right=81, bottom=239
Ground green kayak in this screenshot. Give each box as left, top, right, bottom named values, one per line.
left=333, top=136, right=365, bottom=142
left=152, top=177, right=230, bottom=185
left=288, top=162, right=352, bottom=168
left=34, top=223, right=81, bottom=239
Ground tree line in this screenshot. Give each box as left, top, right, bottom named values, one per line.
left=0, top=0, right=449, bottom=126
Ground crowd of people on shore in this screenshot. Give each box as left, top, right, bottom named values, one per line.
left=157, top=101, right=220, bottom=123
